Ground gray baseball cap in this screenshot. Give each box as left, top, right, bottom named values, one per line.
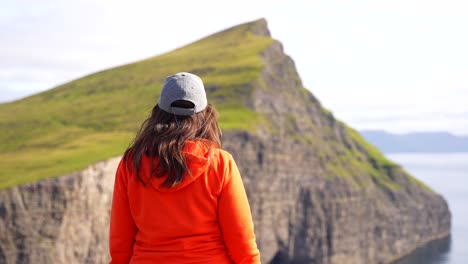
left=158, top=72, right=208, bottom=115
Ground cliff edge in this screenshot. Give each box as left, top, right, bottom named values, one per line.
left=0, top=19, right=450, bottom=264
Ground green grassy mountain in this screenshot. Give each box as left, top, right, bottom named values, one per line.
left=0, top=18, right=422, bottom=193
left=0, top=19, right=450, bottom=264
left=0, top=20, right=273, bottom=189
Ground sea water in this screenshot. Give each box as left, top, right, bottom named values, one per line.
left=388, top=152, right=468, bottom=264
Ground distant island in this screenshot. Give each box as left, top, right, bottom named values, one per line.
left=360, top=130, right=468, bottom=153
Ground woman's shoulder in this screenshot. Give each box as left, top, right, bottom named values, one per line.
left=211, top=147, right=235, bottom=163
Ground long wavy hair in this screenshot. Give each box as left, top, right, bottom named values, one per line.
left=123, top=101, right=222, bottom=187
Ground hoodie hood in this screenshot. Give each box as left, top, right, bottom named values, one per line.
left=145, top=140, right=211, bottom=192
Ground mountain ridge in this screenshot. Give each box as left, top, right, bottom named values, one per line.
left=0, top=18, right=273, bottom=189
left=361, top=129, right=468, bottom=153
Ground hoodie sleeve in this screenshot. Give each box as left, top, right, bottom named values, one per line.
left=109, top=158, right=137, bottom=264
left=218, top=154, right=261, bottom=264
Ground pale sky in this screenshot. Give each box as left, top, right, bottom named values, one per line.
left=1, top=0, right=467, bottom=135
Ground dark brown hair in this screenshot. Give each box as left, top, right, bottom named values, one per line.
left=123, top=102, right=222, bottom=187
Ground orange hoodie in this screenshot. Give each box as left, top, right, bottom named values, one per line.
left=109, top=140, right=260, bottom=264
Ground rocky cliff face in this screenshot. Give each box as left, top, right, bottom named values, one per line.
left=221, top=26, right=450, bottom=263
left=0, top=19, right=450, bottom=264
left=0, top=158, right=119, bottom=264
left=224, top=133, right=450, bottom=264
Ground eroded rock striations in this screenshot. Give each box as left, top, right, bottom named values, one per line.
left=0, top=158, right=119, bottom=264
left=0, top=19, right=450, bottom=264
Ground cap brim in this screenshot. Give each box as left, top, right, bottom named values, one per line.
left=170, top=107, right=196, bottom=116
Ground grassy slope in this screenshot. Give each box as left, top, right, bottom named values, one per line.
left=283, top=95, right=430, bottom=191
left=0, top=18, right=428, bottom=194
left=338, top=125, right=430, bottom=191
left=0, top=20, right=272, bottom=189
